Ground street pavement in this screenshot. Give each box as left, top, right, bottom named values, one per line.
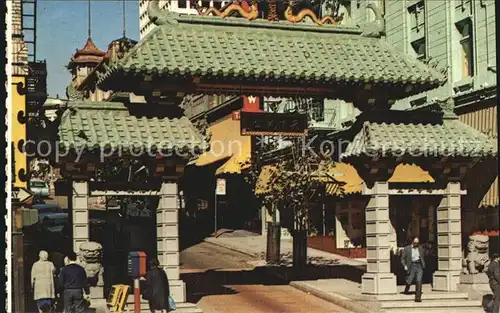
left=181, top=241, right=259, bottom=271
left=197, top=284, right=355, bottom=313
left=204, top=235, right=367, bottom=267
left=180, top=242, right=355, bottom=313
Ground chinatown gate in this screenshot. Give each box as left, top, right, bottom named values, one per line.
left=49, top=0, right=496, bottom=307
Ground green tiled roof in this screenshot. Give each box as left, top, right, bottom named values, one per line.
left=96, top=15, right=445, bottom=93
left=341, top=119, right=498, bottom=160
left=57, top=101, right=208, bottom=155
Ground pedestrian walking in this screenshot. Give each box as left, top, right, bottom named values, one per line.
left=486, top=254, right=500, bottom=313
left=59, top=251, right=90, bottom=313
left=401, top=237, right=426, bottom=302
left=142, top=258, right=173, bottom=313
left=31, top=250, right=56, bottom=313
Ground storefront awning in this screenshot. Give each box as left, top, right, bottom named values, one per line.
left=254, top=163, right=346, bottom=197
left=325, top=163, right=434, bottom=196
left=192, top=116, right=251, bottom=175
left=255, top=162, right=434, bottom=197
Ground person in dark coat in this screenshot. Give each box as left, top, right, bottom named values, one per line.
left=486, top=254, right=500, bottom=313
left=401, top=237, right=426, bottom=302
left=142, top=258, right=171, bottom=313
left=59, top=251, right=90, bottom=313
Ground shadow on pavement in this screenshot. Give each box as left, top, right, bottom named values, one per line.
left=182, top=264, right=364, bottom=303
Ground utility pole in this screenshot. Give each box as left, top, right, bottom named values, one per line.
left=12, top=204, right=26, bottom=313
left=11, top=186, right=34, bottom=313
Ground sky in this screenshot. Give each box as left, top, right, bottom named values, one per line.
left=35, top=0, right=140, bottom=98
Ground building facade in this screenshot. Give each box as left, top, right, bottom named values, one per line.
left=340, top=0, right=498, bottom=237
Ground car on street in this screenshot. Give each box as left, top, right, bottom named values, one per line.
left=32, top=203, right=63, bottom=223
left=29, top=179, right=50, bottom=197
left=40, top=212, right=69, bottom=233
left=39, top=212, right=71, bottom=250
left=31, top=195, right=45, bottom=205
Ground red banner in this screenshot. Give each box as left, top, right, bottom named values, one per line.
left=242, top=95, right=262, bottom=113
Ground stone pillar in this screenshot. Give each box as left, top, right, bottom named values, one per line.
left=362, top=181, right=397, bottom=294
left=156, top=182, right=186, bottom=303
left=433, top=182, right=462, bottom=292
left=72, top=181, right=89, bottom=253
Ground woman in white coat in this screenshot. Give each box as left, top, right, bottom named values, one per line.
left=31, top=250, right=56, bottom=313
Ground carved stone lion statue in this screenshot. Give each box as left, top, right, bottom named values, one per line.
left=78, top=241, right=104, bottom=287
left=462, top=235, right=490, bottom=275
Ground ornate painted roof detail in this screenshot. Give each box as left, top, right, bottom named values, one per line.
left=284, top=3, right=341, bottom=25
left=341, top=119, right=498, bottom=160
left=95, top=3, right=445, bottom=97
left=194, top=0, right=259, bottom=21
left=57, top=101, right=208, bottom=156
left=68, top=38, right=106, bottom=69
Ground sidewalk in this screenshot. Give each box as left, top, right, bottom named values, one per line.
left=290, top=279, right=373, bottom=313
left=203, top=235, right=367, bottom=267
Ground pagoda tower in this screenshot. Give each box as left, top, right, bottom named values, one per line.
left=67, top=37, right=106, bottom=88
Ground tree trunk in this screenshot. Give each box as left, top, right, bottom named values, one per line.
left=292, top=229, right=307, bottom=271
left=266, top=222, right=281, bottom=264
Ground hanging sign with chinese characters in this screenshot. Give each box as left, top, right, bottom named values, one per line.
left=240, top=111, right=308, bottom=137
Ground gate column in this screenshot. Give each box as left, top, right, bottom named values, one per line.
left=157, top=182, right=186, bottom=303
left=433, top=182, right=462, bottom=291
left=361, top=181, right=397, bottom=294
left=72, top=180, right=89, bottom=253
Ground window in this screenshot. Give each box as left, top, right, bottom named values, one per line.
left=408, top=1, right=425, bottom=34
left=411, top=38, right=426, bottom=61
left=178, top=0, right=187, bottom=9
left=456, top=18, right=474, bottom=78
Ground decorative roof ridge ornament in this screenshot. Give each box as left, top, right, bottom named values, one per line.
left=422, top=56, right=449, bottom=84
left=439, top=97, right=458, bottom=120
left=193, top=0, right=258, bottom=21
left=285, top=0, right=341, bottom=25
left=360, top=3, right=385, bottom=38
left=147, top=0, right=179, bottom=26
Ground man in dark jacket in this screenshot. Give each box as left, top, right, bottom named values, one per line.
left=59, top=251, right=90, bottom=313
left=401, top=237, right=426, bottom=302
left=486, top=254, right=500, bottom=313
left=142, top=258, right=171, bottom=313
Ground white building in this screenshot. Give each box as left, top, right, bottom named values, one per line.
left=43, top=97, right=68, bottom=122
left=139, top=0, right=232, bottom=38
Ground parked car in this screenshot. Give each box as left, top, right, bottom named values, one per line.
left=41, top=213, right=69, bottom=233
left=39, top=213, right=70, bottom=249
left=29, top=179, right=50, bottom=197
left=31, top=195, right=45, bottom=205
left=32, top=204, right=63, bottom=223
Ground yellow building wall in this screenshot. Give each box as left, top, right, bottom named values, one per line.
left=12, top=76, right=27, bottom=188
left=458, top=104, right=498, bottom=207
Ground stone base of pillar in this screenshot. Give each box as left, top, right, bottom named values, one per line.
left=89, top=286, right=104, bottom=299
left=361, top=273, right=397, bottom=294
left=88, top=287, right=106, bottom=309
left=88, top=286, right=107, bottom=309
left=433, top=270, right=460, bottom=291
left=458, top=273, right=491, bottom=296
left=170, top=279, right=186, bottom=303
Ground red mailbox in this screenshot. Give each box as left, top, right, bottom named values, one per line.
left=127, top=251, right=147, bottom=277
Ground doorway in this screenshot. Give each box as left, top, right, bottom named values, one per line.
left=89, top=196, right=157, bottom=296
